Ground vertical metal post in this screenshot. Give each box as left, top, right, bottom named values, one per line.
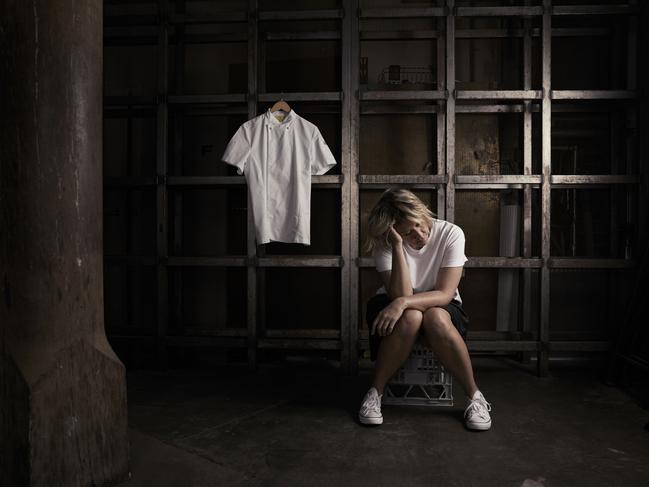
left=259, top=35, right=267, bottom=96
left=445, top=0, right=456, bottom=223
left=436, top=0, right=447, bottom=219
left=173, top=0, right=186, bottom=352
left=522, top=1, right=533, bottom=353
left=626, top=0, right=638, bottom=259
left=257, top=7, right=267, bottom=345
left=126, top=106, right=133, bottom=175
left=637, top=1, right=648, bottom=250
left=571, top=147, right=578, bottom=257
left=247, top=0, right=259, bottom=369
left=126, top=105, right=135, bottom=339
left=342, top=0, right=359, bottom=373
left=609, top=18, right=622, bottom=258
left=156, top=0, right=170, bottom=369
left=610, top=111, right=621, bottom=257
left=539, top=0, right=552, bottom=376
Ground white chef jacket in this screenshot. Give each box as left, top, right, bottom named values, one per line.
left=222, top=109, right=337, bottom=245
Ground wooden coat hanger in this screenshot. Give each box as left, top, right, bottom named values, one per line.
left=270, top=97, right=291, bottom=114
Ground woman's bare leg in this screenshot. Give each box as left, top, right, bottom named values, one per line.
left=371, top=309, right=423, bottom=394
left=421, top=307, right=478, bottom=398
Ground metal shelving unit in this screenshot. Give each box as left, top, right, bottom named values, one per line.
left=103, top=0, right=643, bottom=376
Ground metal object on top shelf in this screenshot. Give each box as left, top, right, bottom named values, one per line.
left=378, top=65, right=436, bottom=88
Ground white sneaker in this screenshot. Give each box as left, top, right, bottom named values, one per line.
left=464, top=391, right=492, bottom=431
left=359, top=387, right=383, bottom=425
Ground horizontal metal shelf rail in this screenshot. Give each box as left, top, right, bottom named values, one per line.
left=168, top=13, right=245, bottom=24
left=164, top=256, right=343, bottom=267
left=357, top=256, right=638, bottom=270
left=166, top=257, right=247, bottom=267
left=168, top=94, right=246, bottom=104
left=259, top=9, right=343, bottom=21
left=360, top=7, right=447, bottom=19
left=100, top=91, right=641, bottom=108
left=258, top=92, right=342, bottom=102
left=358, top=175, right=447, bottom=186
left=103, top=28, right=617, bottom=45
left=359, top=90, right=446, bottom=101
left=180, top=328, right=248, bottom=337
left=355, top=338, right=609, bottom=353
left=265, top=329, right=341, bottom=338
left=105, top=175, right=343, bottom=189
left=457, top=90, right=542, bottom=100
left=257, top=339, right=342, bottom=350
left=359, top=4, right=637, bottom=18
left=265, top=31, right=341, bottom=41
left=456, top=6, right=544, bottom=16
left=105, top=255, right=157, bottom=266
left=106, top=255, right=636, bottom=271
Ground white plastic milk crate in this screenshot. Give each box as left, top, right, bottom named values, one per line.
left=382, top=344, right=453, bottom=407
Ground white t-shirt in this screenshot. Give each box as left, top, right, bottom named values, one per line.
left=222, top=109, right=337, bottom=245
left=373, top=219, right=468, bottom=303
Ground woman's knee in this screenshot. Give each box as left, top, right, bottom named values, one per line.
left=422, top=307, right=453, bottom=339
left=395, top=309, right=423, bottom=337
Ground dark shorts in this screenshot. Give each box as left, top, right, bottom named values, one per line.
left=366, top=293, right=470, bottom=362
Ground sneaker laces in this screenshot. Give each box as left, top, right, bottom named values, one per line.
left=363, top=391, right=381, bottom=413
left=465, top=396, right=491, bottom=421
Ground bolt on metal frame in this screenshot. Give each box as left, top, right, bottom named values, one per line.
left=103, top=0, right=642, bottom=376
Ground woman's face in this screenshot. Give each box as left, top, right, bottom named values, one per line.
left=394, top=219, right=430, bottom=250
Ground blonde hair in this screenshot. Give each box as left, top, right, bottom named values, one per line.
left=365, top=188, right=436, bottom=253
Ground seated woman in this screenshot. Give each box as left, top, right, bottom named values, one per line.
left=359, top=188, right=492, bottom=431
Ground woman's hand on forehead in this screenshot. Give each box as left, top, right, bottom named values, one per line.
left=387, top=225, right=403, bottom=246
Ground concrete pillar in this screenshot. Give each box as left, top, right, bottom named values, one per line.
left=0, top=1, right=130, bottom=486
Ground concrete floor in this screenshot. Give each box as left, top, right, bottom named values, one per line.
left=116, top=358, right=649, bottom=487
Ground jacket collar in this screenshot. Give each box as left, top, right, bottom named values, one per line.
left=265, top=108, right=296, bottom=127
